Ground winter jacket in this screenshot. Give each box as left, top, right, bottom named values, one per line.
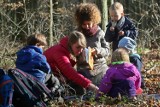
left=105, top=16, right=138, bottom=51
left=130, top=53, right=144, bottom=88
left=98, top=62, right=141, bottom=95
left=78, top=26, right=110, bottom=76
left=44, top=37, right=91, bottom=88
left=130, top=53, right=142, bottom=72
left=16, top=45, right=51, bottom=83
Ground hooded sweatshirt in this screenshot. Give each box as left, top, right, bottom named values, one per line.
left=98, top=62, right=141, bottom=94
left=16, top=45, right=51, bottom=83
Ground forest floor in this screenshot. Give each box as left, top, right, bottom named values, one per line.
left=49, top=49, right=160, bottom=107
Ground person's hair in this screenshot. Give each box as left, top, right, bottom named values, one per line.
left=111, top=48, right=130, bottom=63
left=27, top=33, right=47, bottom=46
left=68, top=31, right=86, bottom=52
left=75, top=3, right=101, bottom=27
left=109, top=2, right=124, bottom=13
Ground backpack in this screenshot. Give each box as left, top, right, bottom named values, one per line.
left=8, top=68, right=54, bottom=107
left=0, top=69, right=14, bottom=107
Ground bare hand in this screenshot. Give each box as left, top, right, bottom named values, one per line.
left=91, top=48, right=97, bottom=56
left=118, top=31, right=124, bottom=36
left=88, top=83, right=99, bottom=93
left=110, top=26, right=115, bottom=31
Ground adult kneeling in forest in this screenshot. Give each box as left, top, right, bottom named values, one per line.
left=44, top=31, right=98, bottom=95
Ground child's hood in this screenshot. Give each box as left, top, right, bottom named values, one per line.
left=16, top=46, right=43, bottom=64
left=110, top=63, right=136, bottom=77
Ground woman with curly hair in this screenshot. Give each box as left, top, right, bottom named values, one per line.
left=75, top=3, right=110, bottom=86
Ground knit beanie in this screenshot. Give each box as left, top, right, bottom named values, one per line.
left=118, top=37, right=137, bottom=52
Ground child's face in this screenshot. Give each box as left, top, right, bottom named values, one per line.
left=81, top=21, right=94, bottom=30
left=37, top=45, right=45, bottom=50
left=109, top=10, right=124, bottom=22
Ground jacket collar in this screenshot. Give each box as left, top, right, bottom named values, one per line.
left=116, top=16, right=125, bottom=30
left=26, top=45, right=43, bottom=54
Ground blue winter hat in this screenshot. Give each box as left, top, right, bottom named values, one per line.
left=118, top=37, right=137, bottom=51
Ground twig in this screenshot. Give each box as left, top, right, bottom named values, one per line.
left=146, top=65, right=157, bottom=74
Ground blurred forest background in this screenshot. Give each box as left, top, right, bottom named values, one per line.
left=0, top=0, right=159, bottom=68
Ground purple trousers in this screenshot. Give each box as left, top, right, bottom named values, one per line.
left=108, top=79, right=136, bottom=98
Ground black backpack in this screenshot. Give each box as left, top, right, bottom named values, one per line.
left=8, top=68, right=54, bottom=107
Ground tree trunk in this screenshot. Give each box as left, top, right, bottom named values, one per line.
left=80, top=0, right=86, bottom=3
left=100, top=0, right=108, bottom=32
left=49, top=0, right=53, bottom=46
left=96, top=0, right=108, bottom=32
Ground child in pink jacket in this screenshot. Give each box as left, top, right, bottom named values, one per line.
left=97, top=48, right=142, bottom=99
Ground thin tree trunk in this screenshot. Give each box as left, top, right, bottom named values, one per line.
left=96, top=0, right=108, bottom=32
left=81, top=0, right=86, bottom=3
left=101, top=0, right=108, bottom=32
left=49, top=0, right=53, bottom=46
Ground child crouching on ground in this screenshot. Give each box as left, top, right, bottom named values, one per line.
left=16, top=33, right=51, bottom=83
left=118, top=37, right=144, bottom=88
left=97, top=48, right=142, bottom=99
left=15, top=33, right=60, bottom=91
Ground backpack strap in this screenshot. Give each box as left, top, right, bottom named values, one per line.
left=8, top=85, right=14, bottom=107
left=0, top=80, right=12, bottom=88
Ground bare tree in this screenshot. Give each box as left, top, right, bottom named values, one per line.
left=0, top=0, right=159, bottom=69
left=100, top=0, right=108, bottom=32
left=49, top=0, right=53, bottom=46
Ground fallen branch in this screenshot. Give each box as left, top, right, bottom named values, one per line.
left=146, top=65, right=157, bottom=74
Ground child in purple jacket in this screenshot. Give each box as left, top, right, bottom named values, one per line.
left=97, top=48, right=142, bottom=99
